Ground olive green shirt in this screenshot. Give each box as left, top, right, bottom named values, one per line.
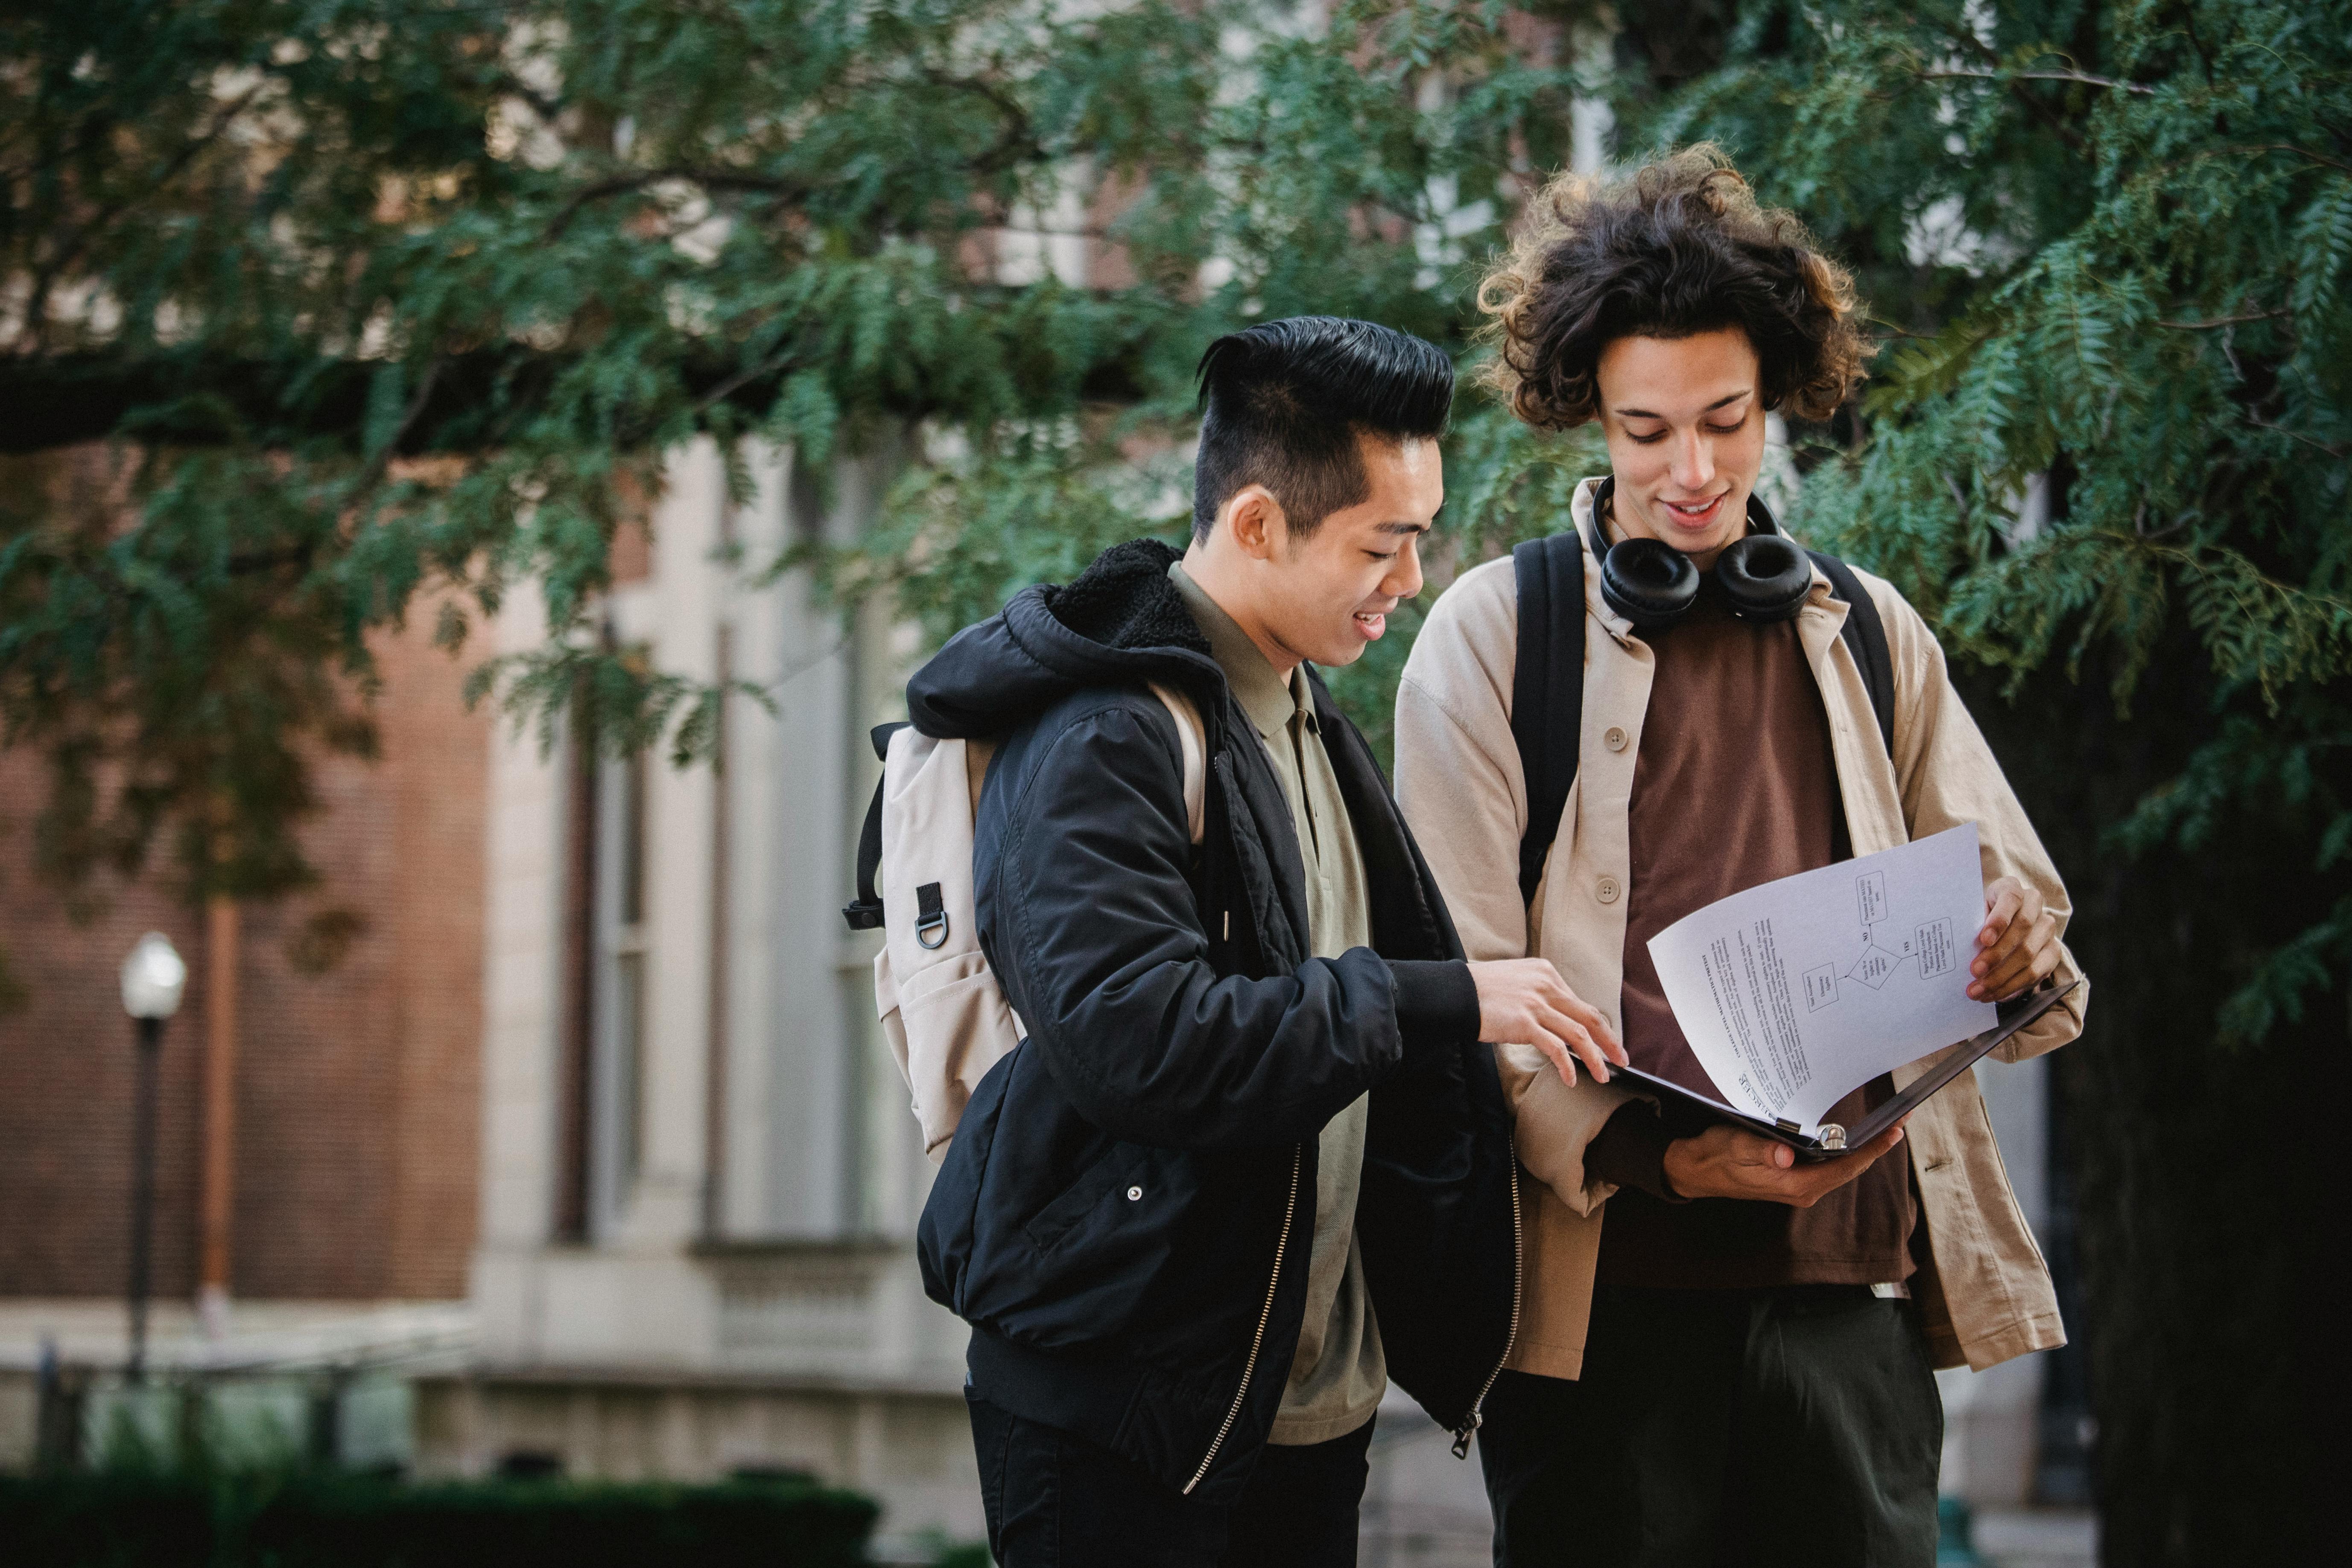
left=1170, top=562, right=1384, bottom=1445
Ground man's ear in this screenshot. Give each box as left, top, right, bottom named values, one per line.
left=1224, top=485, right=1286, bottom=562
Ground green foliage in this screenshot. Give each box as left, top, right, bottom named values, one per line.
left=0, top=0, right=1576, bottom=911
left=1622, top=0, right=2352, bottom=1051
left=0, top=1469, right=878, bottom=1568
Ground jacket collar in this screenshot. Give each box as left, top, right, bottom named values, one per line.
left=907, top=537, right=1229, bottom=739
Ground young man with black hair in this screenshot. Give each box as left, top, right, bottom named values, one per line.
left=1396, top=149, right=2090, bottom=1566
left=911, top=316, right=1622, bottom=1568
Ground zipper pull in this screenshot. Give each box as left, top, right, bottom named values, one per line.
left=1450, top=1409, right=1483, bottom=1460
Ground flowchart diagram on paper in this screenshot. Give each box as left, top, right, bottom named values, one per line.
left=1648, top=825, right=1998, bottom=1132
left=1796, top=867, right=1967, bottom=1016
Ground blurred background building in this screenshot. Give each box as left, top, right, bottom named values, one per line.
left=421, top=436, right=985, bottom=1538
left=0, top=533, right=488, bottom=1470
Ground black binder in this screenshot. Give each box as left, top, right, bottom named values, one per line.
left=1610, top=980, right=2080, bottom=1160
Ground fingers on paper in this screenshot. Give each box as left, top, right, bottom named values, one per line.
left=1975, top=883, right=2041, bottom=963
left=1978, top=880, right=2023, bottom=947
left=1982, top=912, right=2061, bottom=1000
left=1972, top=885, right=2048, bottom=997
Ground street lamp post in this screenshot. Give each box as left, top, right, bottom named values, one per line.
left=120, top=933, right=187, bottom=1384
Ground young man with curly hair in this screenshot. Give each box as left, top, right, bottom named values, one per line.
left=1394, top=149, right=2090, bottom=1566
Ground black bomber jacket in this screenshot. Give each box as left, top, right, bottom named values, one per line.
left=910, top=539, right=1519, bottom=1497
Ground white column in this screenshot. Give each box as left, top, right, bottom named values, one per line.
left=758, top=453, right=871, bottom=1234
left=618, top=438, right=727, bottom=1247
left=474, top=581, right=565, bottom=1361
left=719, top=440, right=792, bottom=1237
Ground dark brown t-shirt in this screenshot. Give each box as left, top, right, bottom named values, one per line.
left=1585, top=583, right=1917, bottom=1289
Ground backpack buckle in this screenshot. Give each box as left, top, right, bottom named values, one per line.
left=915, top=882, right=950, bottom=949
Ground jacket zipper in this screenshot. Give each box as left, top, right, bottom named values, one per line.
left=1451, top=1136, right=1523, bottom=1460
left=1183, top=1141, right=1304, bottom=1495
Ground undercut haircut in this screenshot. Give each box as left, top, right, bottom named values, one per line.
left=1191, top=316, right=1454, bottom=543
left=1478, top=144, right=1872, bottom=429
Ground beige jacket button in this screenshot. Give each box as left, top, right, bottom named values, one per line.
left=1597, top=876, right=1622, bottom=904
left=1604, top=726, right=1628, bottom=752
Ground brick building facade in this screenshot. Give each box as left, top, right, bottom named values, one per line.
left=0, top=605, right=489, bottom=1304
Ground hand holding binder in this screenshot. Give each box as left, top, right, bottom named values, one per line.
left=1660, top=1117, right=1911, bottom=1202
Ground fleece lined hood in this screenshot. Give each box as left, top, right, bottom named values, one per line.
left=906, top=539, right=1223, bottom=739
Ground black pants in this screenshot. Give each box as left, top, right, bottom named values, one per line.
left=967, top=1390, right=1373, bottom=1568
left=1478, top=1285, right=1943, bottom=1568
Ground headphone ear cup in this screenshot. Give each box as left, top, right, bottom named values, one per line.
left=1715, top=535, right=1812, bottom=622
left=1600, top=537, right=1701, bottom=629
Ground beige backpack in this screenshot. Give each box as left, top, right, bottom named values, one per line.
left=847, top=685, right=1207, bottom=1162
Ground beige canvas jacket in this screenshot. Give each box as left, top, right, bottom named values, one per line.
left=1395, top=478, right=2088, bottom=1378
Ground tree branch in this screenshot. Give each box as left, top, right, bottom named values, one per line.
left=543, top=167, right=815, bottom=238
left=2242, top=143, right=2352, bottom=176
left=2147, top=143, right=2352, bottom=178
left=2157, top=309, right=2292, bottom=330
left=1917, top=68, right=2156, bottom=96
left=15, top=82, right=266, bottom=353
left=1905, top=23, right=2088, bottom=150
left=537, top=65, right=1046, bottom=240
left=918, top=68, right=1043, bottom=174
left=2247, top=416, right=2349, bottom=459
left=351, top=356, right=447, bottom=496
left=683, top=344, right=799, bottom=424
left=0, top=338, right=1157, bottom=458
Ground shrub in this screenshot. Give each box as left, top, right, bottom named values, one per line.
left=0, top=1472, right=213, bottom=1568
left=0, top=1471, right=879, bottom=1568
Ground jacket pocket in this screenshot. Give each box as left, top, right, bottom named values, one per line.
left=962, top=1120, right=1207, bottom=1350
left=916, top=1045, right=1017, bottom=1317
left=1023, top=1142, right=1151, bottom=1253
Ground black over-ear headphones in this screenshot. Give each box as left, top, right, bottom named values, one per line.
left=1589, top=476, right=1814, bottom=630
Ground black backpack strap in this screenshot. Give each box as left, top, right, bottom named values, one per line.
left=1806, top=551, right=1896, bottom=759
left=841, top=721, right=910, bottom=932
left=1510, top=533, right=1588, bottom=907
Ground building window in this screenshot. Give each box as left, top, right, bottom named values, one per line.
left=596, top=745, right=652, bottom=1226
left=611, top=952, right=646, bottom=1196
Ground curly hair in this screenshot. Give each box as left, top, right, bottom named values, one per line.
left=1478, top=145, right=1870, bottom=429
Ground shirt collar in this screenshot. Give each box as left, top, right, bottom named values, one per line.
left=1168, top=561, right=1307, bottom=740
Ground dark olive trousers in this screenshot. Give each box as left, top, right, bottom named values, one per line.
left=1476, top=1284, right=1943, bottom=1568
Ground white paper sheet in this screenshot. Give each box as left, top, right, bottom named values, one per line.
left=1645, top=824, right=1998, bottom=1132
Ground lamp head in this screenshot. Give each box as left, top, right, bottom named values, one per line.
left=120, top=933, right=187, bottom=1021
